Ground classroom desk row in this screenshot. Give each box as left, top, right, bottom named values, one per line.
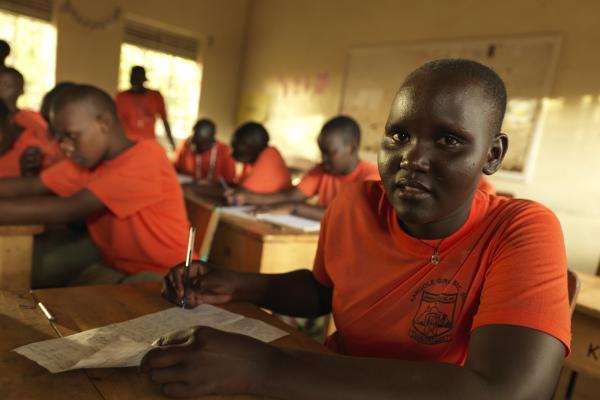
left=183, top=185, right=319, bottom=275
left=0, top=282, right=329, bottom=400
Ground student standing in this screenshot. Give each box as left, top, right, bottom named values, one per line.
left=115, top=65, right=175, bottom=151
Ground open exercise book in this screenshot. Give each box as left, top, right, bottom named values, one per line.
left=14, top=305, right=287, bottom=373
left=219, top=206, right=321, bottom=232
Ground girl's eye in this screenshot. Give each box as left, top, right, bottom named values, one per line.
left=439, top=135, right=463, bottom=147
left=391, top=131, right=410, bottom=143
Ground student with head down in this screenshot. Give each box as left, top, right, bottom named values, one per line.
left=145, top=59, right=570, bottom=399
left=0, top=84, right=191, bottom=285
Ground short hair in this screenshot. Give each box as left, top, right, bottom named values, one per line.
left=321, top=115, right=361, bottom=146
left=0, top=40, right=10, bottom=59
left=405, top=59, right=507, bottom=132
left=0, top=67, right=24, bottom=84
left=193, top=118, right=216, bottom=135
left=233, top=122, right=269, bottom=149
left=52, top=84, right=118, bottom=119
left=40, top=81, right=77, bottom=122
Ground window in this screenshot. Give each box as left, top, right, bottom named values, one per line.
left=0, top=8, right=56, bottom=110
left=117, top=43, right=202, bottom=146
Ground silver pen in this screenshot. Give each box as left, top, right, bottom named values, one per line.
left=37, top=301, right=55, bottom=321
left=182, top=226, right=197, bottom=309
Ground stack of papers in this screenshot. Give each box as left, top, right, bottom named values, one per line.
left=14, top=305, right=287, bottom=373
left=218, top=206, right=321, bottom=232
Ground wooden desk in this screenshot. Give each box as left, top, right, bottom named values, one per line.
left=565, top=272, right=600, bottom=379
left=0, top=289, right=103, bottom=399
left=184, top=187, right=319, bottom=274
left=8, top=283, right=328, bottom=400
left=0, top=225, right=44, bottom=293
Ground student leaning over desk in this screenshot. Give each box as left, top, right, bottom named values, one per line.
left=144, top=59, right=570, bottom=399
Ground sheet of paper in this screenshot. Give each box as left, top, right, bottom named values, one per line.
left=218, top=205, right=256, bottom=219
left=14, top=304, right=287, bottom=373
left=256, top=214, right=321, bottom=232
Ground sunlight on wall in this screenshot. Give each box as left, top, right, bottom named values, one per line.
left=0, top=10, right=56, bottom=110
left=118, top=43, right=202, bottom=141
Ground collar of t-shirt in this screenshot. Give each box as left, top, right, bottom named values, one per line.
left=383, top=188, right=489, bottom=258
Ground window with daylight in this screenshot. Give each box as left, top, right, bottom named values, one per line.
left=118, top=23, right=202, bottom=147
left=0, top=6, right=56, bottom=110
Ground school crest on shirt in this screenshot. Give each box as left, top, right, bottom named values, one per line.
left=409, top=290, right=457, bottom=344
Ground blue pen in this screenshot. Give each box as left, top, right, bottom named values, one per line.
left=182, top=226, right=197, bottom=309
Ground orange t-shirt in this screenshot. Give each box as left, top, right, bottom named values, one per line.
left=115, top=89, right=167, bottom=141
left=14, top=109, right=63, bottom=166
left=0, top=128, right=46, bottom=178
left=297, top=160, right=380, bottom=206
left=173, top=140, right=235, bottom=183
left=313, top=181, right=571, bottom=364
left=41, top=140, right=191, bottom=275
left=236, top=146, right=292, bottom=193
left=478, top=176, right=495, bottom=195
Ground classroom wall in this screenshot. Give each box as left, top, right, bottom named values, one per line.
left=237, top=0, right=600, bottom=274
left=53, top=0, right=250, bottom=136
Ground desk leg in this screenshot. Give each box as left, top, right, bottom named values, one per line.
left=0, top=235, right=33, bottom=293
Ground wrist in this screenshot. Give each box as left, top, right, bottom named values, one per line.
left=233, top=272, right=269, bottom=304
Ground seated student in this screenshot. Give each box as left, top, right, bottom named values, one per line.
left=173, top=118, right=235, bottom=183
left=143, top=59, right=570, bottom=399
left=227, top=116, right=379, bottom=220
left=0, top=67, right=62, bottom=174
left=0, top=84, right=191, bottom=286
left=232, top=122, right=291, bottom=193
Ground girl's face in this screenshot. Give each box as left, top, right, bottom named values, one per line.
left=378, top=73, right=506, bottom=238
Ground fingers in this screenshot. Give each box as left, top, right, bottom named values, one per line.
left=154, top=328, right=196, bottom=347
left=141, top=345, right=190, bottom=372
left=164, top=261, right=211, bottom=306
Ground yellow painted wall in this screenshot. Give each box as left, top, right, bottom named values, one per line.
left=238, top=0, right=600, bottom=273
left=53, top=0, right=249, bottom=136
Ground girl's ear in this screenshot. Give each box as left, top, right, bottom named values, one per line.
left=483, top=133, right=508, bottom=175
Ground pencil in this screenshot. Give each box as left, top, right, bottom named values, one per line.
left=182, top=226, right=197, bottom=309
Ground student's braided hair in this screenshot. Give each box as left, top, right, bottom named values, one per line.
left=406, top=59, right=508, bottom=132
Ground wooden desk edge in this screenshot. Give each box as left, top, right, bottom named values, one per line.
left=0, top=225, right=44, bottom=235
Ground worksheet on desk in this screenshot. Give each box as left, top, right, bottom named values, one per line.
left=13, top=305, right=287, bottom=373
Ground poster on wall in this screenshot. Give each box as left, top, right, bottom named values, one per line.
left=340, top=34, right=561, bottom=181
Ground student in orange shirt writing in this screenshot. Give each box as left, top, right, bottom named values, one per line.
left=0, top=84, right=190, bottom=286
left=227, top=116, right=379, bottom=220
left=232, top=122, right=291, bottom=193
left=173, top=118, right=235, bottom=183
left=0, top=67, right=62, bottom=176
left=145, top=59, right=570, bottom=399
left=115, top=65, right=175, bottom=151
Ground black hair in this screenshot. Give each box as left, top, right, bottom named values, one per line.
left=321, top=115, right=361, bottom=146
left=40, top=81, right=77, bottom=123
left=405, top=59, right=507, bottom=132
left=0, top=67, right=24, bottom=84
left=233, top=122, right=269, bottom=150
left=52, top=84, right=118, bottom=119
left=193, top=118, right=216, bottom=136
left=0, top=40, right=10, bottom=59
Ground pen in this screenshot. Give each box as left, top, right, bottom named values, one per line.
left=219, top=176, right=238, bottom=206
left=182, top=226, right=197, bottom=309
left=37, top=301, right=55, bottom=321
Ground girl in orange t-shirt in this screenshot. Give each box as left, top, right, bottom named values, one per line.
left=147, top=60, right=570, bottom=399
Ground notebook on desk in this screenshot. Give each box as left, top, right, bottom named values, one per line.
left=256, top=214, right=321, bottom=232
left=218, top=206, right=321, bottom=232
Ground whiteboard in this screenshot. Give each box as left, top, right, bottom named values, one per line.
left=340, top=34, right=561, bottom=181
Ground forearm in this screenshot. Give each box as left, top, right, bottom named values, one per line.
left=0, top=194, right=100, bottom=224
left=163, top=120, right=175, bottom=145
left=294, top=203, right=325, bottom=221
left=259, top=350, right=500, bottom=400
left=0, top=177, right=50, bottom=197
left=237, top=269, right=331, bottom=318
